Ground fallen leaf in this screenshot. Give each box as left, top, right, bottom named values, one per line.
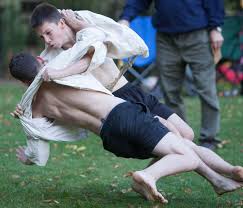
left=87, top=166, right=95, bottom=171
left=42, top=199, right=60, bottom=204
left=43, top=199, right=52, bottom=203
left=111, top=183, right=118, bottom=188
left=77, top=146, right=86, bottom=152
left=62, top=153, right=69, bottom=157
left=113, top=164, right=120, bottom=169
left=121, top=189, right=127, bottom=194
left=217, top=140, right=231, bottom=148
left=184, top=188, right=192, bottom=194
left=11, top=174, right=20, bottom=179
left=20, top=181, right=26, bottom=187
left=53, top=200, right=60, bottom=204
left=235, top=200, right=243, bottom=206
left=123, top=172, right=133, bottom=177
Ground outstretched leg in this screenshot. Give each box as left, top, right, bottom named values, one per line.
left=182, top=139, right=243, bottom=182
left=131, top=132, right=243, bottom=203
left=131, top=132, right=200, bottom=203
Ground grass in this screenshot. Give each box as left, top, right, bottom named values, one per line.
left=0, top=83, right=242, bottom=208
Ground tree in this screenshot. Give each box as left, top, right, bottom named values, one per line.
left=0, top=0, right=28, bottom=77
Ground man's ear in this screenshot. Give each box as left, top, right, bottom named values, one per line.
left=59, top=18, right=66, bottom=29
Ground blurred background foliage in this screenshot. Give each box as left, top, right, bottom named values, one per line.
left=0, top=0, right=241, bottom=78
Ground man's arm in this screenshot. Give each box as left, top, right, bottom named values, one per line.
left=203, top=0, right=225, bottom=51
left=16, top=146, right=34, bottom=165
left=11, top=105, right=50, bottom=166
left=61, top=9, right=91, bottom=33
left=42, top=53, right=92, bottom=81
left=203, top=0, right=225, bottom=30
left=119, top=0, right=153, bottom=24
left=17, top=136, right=50, bottom=166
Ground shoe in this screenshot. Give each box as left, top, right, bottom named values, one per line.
left=199, top=141, right=217, bottom=151
left=198, top=138, right=222, bottom=151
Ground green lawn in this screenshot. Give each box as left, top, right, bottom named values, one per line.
left=0, top=83, right=242, bottom=208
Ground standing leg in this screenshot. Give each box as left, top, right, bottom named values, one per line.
left=183, top=29, right=220, bottom=148
left=156, top=32, right=187, bottom=121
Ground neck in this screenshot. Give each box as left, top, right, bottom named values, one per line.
left=62, top=27, right=76, bottom=50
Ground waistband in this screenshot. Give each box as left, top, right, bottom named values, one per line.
left=112, top=83, right=133, bottom=96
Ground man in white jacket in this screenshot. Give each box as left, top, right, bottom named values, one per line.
left=9, top=53, right=243, bottom=204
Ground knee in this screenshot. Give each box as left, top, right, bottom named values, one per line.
left=179, top=145, right=199, bottom=170
left=183, top=127, right=195, bottom=141
left=164, top=133, right=199, bottom=169
left=167, top=114, right=195, bottom=141
left=186, top=153, right=200, bottom=170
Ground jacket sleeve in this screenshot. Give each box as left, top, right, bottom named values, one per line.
left=119, top=0, right=153, bottom=22
left=24, top=136, right=50, bottom=166
left=203, top=0, right=225, bottom=28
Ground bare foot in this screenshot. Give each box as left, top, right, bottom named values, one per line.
left=132, top=181, right=154, bottom=201
left=231, top=166, right=243, bottom=182
left=213, top=177, right=243, bottom=195
left=132, top=171, right=168, bottom=204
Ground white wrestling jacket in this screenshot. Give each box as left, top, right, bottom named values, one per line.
left=18, top=10, right=149, bottom=166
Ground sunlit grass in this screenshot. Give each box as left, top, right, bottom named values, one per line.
left=0, top=84, right=242, bottom=208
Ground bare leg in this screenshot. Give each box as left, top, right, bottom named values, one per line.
left=131, top=133, right=243, bottom=203
left=167, top=113, right=194, bottom=140
left=183, top=139, right=243, bottom=181
left=195, top=160, right=243, bottom=195
left=133, top=157, right=243, bottom=196
left=132, top=132, right=200, bottom=203
left=147, top=114, right=195, bottom=170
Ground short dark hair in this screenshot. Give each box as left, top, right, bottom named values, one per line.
left=9, top=53, right=40, bottom=82
left=30, top=3, right=62, bottom=28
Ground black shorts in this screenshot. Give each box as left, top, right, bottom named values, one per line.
left=113, top=83, right=174, bottom=119
left=100, top=102, right=169, bottom=159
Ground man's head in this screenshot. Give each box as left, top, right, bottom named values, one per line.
left=9, top=53, right=41, bottom=85
left=31, top=3, right=69, bottom=49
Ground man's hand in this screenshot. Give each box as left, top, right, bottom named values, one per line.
left=10, top=104, right=23, bottom=119
left=118, top=19, right=130, bottom=27
left=210, top=30, right=224, bottom=52
left=42, top=67, right=61, bottom=82
left=16, top=146, right=34, bottom=165
left=61, top=9, right=89, bottom=32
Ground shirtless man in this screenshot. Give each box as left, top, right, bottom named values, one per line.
left=9, top=53, right=243, bottom=204
left=30, top=3, right=194, bottom=140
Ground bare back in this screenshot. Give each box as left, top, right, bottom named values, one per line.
left=32, top=82, right=125, bottom=134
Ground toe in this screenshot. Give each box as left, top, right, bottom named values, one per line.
left=156, top=192, right=168, bottom=204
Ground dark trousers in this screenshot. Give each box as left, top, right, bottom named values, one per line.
left=156, top=29, right=220, bottom=140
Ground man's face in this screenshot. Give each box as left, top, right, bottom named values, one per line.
left=35, top=20, right=65, bottom=49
